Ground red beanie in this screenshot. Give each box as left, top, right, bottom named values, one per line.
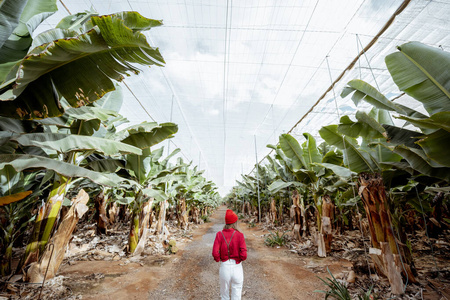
left=225, top=209, right=238, bottom=224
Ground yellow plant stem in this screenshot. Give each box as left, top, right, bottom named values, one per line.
left=128, top=212, right=139, bottom=254
left=20, top=205, right=45, bottom=272
left=39, top=176, right=71, bottom=253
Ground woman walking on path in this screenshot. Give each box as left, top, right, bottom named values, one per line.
left=212, top=209, right=247, bottom=300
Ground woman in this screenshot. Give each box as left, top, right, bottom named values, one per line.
left=212, top=209, right=247, bottom=300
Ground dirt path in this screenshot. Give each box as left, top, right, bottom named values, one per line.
left=60, top=206, right=351, bottom=299
left=147, top=206, right=350, bottom=299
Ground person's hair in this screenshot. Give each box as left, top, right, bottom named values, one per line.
left=223, top=221, right=239, bottom=231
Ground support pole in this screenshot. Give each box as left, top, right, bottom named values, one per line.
left=162, top=95, right=175, bottom=235
left=254, top=135, right=261, bottom=223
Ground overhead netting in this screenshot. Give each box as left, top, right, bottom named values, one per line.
left=36, top=0, right=450, bottom=195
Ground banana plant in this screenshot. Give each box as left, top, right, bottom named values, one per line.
left=0, top=8, right=168, bottom=274
left=316, top=41, right=450, bottom=291
left=113, top=122, right=178, bottom=254
left=6, top=121, right=143, bottom=275
left=0, top=165, right=52, bottom=276
left=172, top=166, right=216, bottom=230
left=278, top=133, right=349, bottom=227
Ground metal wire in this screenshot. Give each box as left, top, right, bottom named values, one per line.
left=39, top=242, right=55, bottom=300
left=223, top=0, right=232, bottom=176
left=253, top=0, right=320, bottom=136
left=254, top=135, right=261, bottom=223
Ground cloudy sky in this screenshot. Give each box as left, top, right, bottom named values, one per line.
left=37, top=0, right=450, bottom=195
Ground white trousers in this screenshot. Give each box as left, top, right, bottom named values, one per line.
left=219, top=259, right=243, bottom=300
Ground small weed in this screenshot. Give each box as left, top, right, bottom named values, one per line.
left=247, top=221, right=256, bottom=228
left=201, top=214, right=210, bottom=222
left=315, top=268, right=376, bottom=300
left=264, top=231, right=287, bottom=247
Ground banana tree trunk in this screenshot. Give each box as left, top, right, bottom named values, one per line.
left=191, top=206, right=200, bottom=224
left=291, top=190, right=303, bottom=241
left=108, top=202, right=118, bottom=224
left=358, top=172, right=416, bottom=294
left=278, top=201, right=283, bottom=225
left=17, top=177, right=69, bottom=274
left=155, top=200, right=168, bottom=235
left=320, top=195, right=335, bottom=254
left=268, top=197, right=277, bottom=225
left=95, top=191, right=108, bottom=234
left=177, top=197, right=188, bottom=230
left=132, top=199, right=153, bottom=256
left=128, top=212, right=139, bottom=254
left=0, top=225, right=13, bottom=276
left=27, top=190, right=89, bottom=283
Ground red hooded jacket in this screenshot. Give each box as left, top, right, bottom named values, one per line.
left=212, top=228, right=247, bottom=264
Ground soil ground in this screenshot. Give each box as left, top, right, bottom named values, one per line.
left=58, top=206, right=351, bottom=299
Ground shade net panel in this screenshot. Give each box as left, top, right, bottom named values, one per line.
left=34, top=0, right=450, bottom=195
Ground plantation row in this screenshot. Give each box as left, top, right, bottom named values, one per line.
left=0, top=3, right=221, bottom=285
left=226, top=42, right=450, bottom=295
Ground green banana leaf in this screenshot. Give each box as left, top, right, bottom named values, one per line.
left=301, top=133, right=321, bottom=170
left=118, top=122, right=178, bottom=149
left=0, top=154, right=124, bottom=186
left=0, top=0, right=58, bottom=82
left=268, top=179, right=298, bottom=193
left=126, top=148, right=152, bottom=183
left=319, top=125, right=379, bottom=173
left=382, top=124, right=422, bottom=149
left=392, top=145, right=450, bottom=182
left=150, top=147, right=164, bottom=163
left=417, top=129, right=450, bottom=167
left=160, top=148, right=181, bottom=167
left=141, top=188, right=167, bottom=203
left=0, top=12, right=164, bottom=119
left=341, top=79, right=406, bottom=113
left=279, top=134, right=306, bottom=172
left=380, top=161, right=414, bottom=174
left=37, top=104, right=119, bottom=129
left=341, top=79, right=427, bottom=119
left=424, top=186, right=450, bottom=193
left=13, top=133, right=142, bottom=155
left=322, top=149, right=343, bottom=165
left=338, top=111, right=386, bottom=139
left=237, top=178, right=254, bottom=191
left=312, top=163, right=355, bottom=179
left=397, top=111, right=450, bottom=132
left=385, top=41, right=450, bottom=115
left=56, top=9, right=98, bottom=31
left=0, top=0, right=28, bottom=48
left=85, top=157, right=125, bottom=173
left=148, top=173, right=185, bottom=186
left=91, top=11, right=162, bottom=32
left=0, top=116, right=38, bottom=133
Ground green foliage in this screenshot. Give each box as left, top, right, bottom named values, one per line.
left=201, top=214, right=210, bottom=223
left=315, top=269, right=351, bottom=300
left=0, top=11, right=164, bottom=119
left=315, top=268, right=377, bottom=300
left=264, top=231, right=287, bottom=247
left=247, top=221, right=256, bottom=228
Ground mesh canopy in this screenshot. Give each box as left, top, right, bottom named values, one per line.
left=36, top=0, right=450, bottom=195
